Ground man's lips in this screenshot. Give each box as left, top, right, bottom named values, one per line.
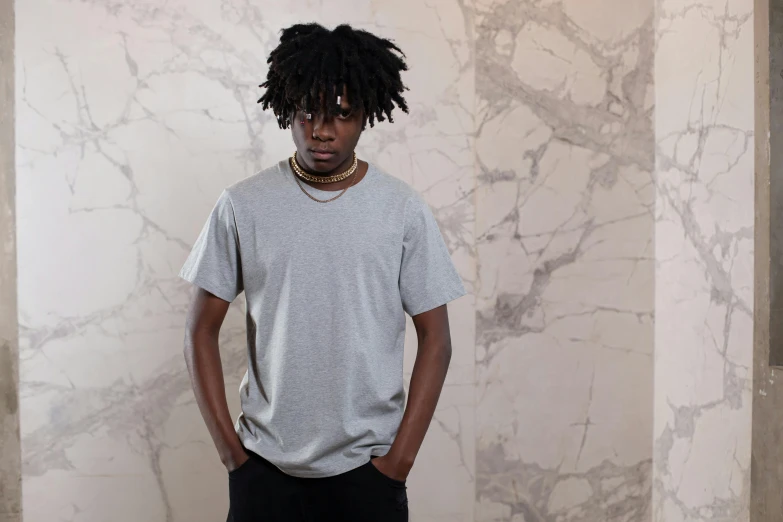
left=309, top=149, right=336, bottom=160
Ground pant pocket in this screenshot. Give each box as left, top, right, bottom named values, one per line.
left=228, top=458, right=257, bottom=522
left=228, top=456, right=254, bottom=479
left=365, top=458, right=407, bottom=487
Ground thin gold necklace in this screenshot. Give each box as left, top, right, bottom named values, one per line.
left=291, top=151, right=358, bottom=183
left=289, top=157, right=361, bottom=203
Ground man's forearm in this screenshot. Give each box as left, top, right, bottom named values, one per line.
left=183, top=330, right=246, bottom=468
left=387, top=338, right=451, bottom=472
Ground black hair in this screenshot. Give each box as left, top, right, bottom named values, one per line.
left=257, top=23, right=409, bottom=129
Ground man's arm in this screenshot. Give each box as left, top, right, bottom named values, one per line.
left=183, top=287, right=249, bottom=472
left=373, top=303, right=453, bottom=481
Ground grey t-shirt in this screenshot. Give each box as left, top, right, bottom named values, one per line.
left=179, top=159, right=467, bottom=478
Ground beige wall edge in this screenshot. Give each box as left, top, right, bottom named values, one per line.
left=751, top=0, right=783, bottom=520
left=0, top=0, right=20, bottom=520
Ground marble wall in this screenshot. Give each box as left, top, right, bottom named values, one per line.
left=653, top=0, right=755, bottom=521
left=15, top=0, right=766, bottom=521
left=474, top=1, right=655, bottom=520
left=15, top=0, right=475, bottom=521
left=1, top=0, right=20, bottom=521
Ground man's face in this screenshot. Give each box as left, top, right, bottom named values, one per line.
left=290, top=88, right=364, bottom=174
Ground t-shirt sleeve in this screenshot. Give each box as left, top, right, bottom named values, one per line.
left=179, top=190, right=244, bottom=303
left=399, top=192, right=467, bottom=317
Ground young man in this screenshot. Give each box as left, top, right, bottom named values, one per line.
left=180, top=23, right=466, bottom=522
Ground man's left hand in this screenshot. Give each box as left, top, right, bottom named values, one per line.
left=371, top=453, right=411, bottom=482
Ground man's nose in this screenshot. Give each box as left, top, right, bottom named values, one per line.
left=312, top=112, right=335, bottom=141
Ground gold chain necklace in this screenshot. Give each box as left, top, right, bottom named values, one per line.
left=289, top=156, right=361, bottom=203
left=291, top=151, right=358, bottom=183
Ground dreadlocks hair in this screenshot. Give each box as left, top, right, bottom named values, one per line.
left=257, top=23, right=409, bottom=130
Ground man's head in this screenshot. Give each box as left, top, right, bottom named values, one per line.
left=257, top=23, right=409, bottom=173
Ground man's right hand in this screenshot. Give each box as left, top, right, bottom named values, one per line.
left=225, top=450, right=250, bottom=473
left=184, top=288, right=251, bottom=477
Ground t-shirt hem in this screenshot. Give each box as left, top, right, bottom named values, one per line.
left=406, top=286, right=468, bottom=317
left=242, top=449, right=381, bottom=479
left=179, top=270, right=237, bottom=303
left=279, top=458, right=372, bottom=479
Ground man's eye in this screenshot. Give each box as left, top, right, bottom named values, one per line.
left=338, top=108, right=352, bottom=119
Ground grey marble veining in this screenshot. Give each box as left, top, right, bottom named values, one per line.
left=653, top=0, right=754, bottom=521
left=474, top=0, right=654, bottom=520
left=15, top=0, right=764, bottom=521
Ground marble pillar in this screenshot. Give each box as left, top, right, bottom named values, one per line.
left=653, top=0, right=755, bottom=521
left=474, top=0, right=655, bottom=520
left=0, top=0, right=20, bottom=520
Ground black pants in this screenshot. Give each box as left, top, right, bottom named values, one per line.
left=227, top=451, right=409, bottom=522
